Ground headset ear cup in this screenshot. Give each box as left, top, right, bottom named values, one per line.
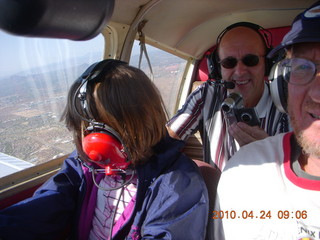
left=264, top=47, right=272, bottom=76
left=268, top=62, right=288, bottom=113
left=283, top=80, right=288, bottom=112
left=207, top=48, right=222, bottom=80
left=82, top=131, right=130, bottom=170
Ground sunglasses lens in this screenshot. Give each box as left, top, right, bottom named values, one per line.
left=242, top=54, right=260, bottom=66
left=220, top=54, right=260, bottom=69
left=220, top=57, right=237, bottom=69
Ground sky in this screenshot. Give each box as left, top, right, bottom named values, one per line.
left=0, top=30, right=105, bottom=78
left=0, top=28, right=156, bottom=79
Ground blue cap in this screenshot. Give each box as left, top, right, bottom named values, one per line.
left=268, top=1, right=320, bottom=58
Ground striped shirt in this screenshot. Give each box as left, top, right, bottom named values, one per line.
left=167, top=81, right=290, bottom=170
left=89, top=174, right=137, bottom=240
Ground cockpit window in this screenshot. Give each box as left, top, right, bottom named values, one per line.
left=129, top=40, right=187, bottom=117
left=0, top=31, right=104, bottom=177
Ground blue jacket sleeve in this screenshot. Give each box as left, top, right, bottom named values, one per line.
left=139, top=157, right=209, bottom=240
left=0, top=152, right=83, bottom=240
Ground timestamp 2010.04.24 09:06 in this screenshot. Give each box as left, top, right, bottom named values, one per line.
left=212, top=210, right=308, bottom=220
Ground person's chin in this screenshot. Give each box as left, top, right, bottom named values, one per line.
left=297, top=128, right=320, bottom=158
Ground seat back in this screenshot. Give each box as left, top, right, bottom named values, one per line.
left=194, top=160, right=220, bottom=240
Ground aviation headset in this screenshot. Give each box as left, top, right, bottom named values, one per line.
left=208, top=22, right=274, bottom=80
left=268, top=49, right=288, bottom=113
left=73, top=59, right=131, bottom=175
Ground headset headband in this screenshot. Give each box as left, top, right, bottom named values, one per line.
left=216, top=22, right=272, bottom=49
left=73, top=59, right=126, bottom=122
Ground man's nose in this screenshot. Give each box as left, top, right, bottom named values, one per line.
left=233, top=60, right=248, bottom=75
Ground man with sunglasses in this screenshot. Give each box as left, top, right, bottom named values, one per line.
left=213, top=1, right=320, bottom=239
left=167, top=22, right=290, bottom=170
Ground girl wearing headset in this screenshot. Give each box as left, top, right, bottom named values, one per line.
left=0, top=59, right=208, bottom=240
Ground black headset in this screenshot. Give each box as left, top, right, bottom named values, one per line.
left=73, top=59, right=131, bottom=174
left=208, top=22, right=274, bottom=80
left=268, top=49, right=288, bottom=113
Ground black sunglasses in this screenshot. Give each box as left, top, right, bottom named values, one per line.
left=219, top=54, right=262, bottom=69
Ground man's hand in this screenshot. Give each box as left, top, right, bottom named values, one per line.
left=229, top=122, right=269, bottom=147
